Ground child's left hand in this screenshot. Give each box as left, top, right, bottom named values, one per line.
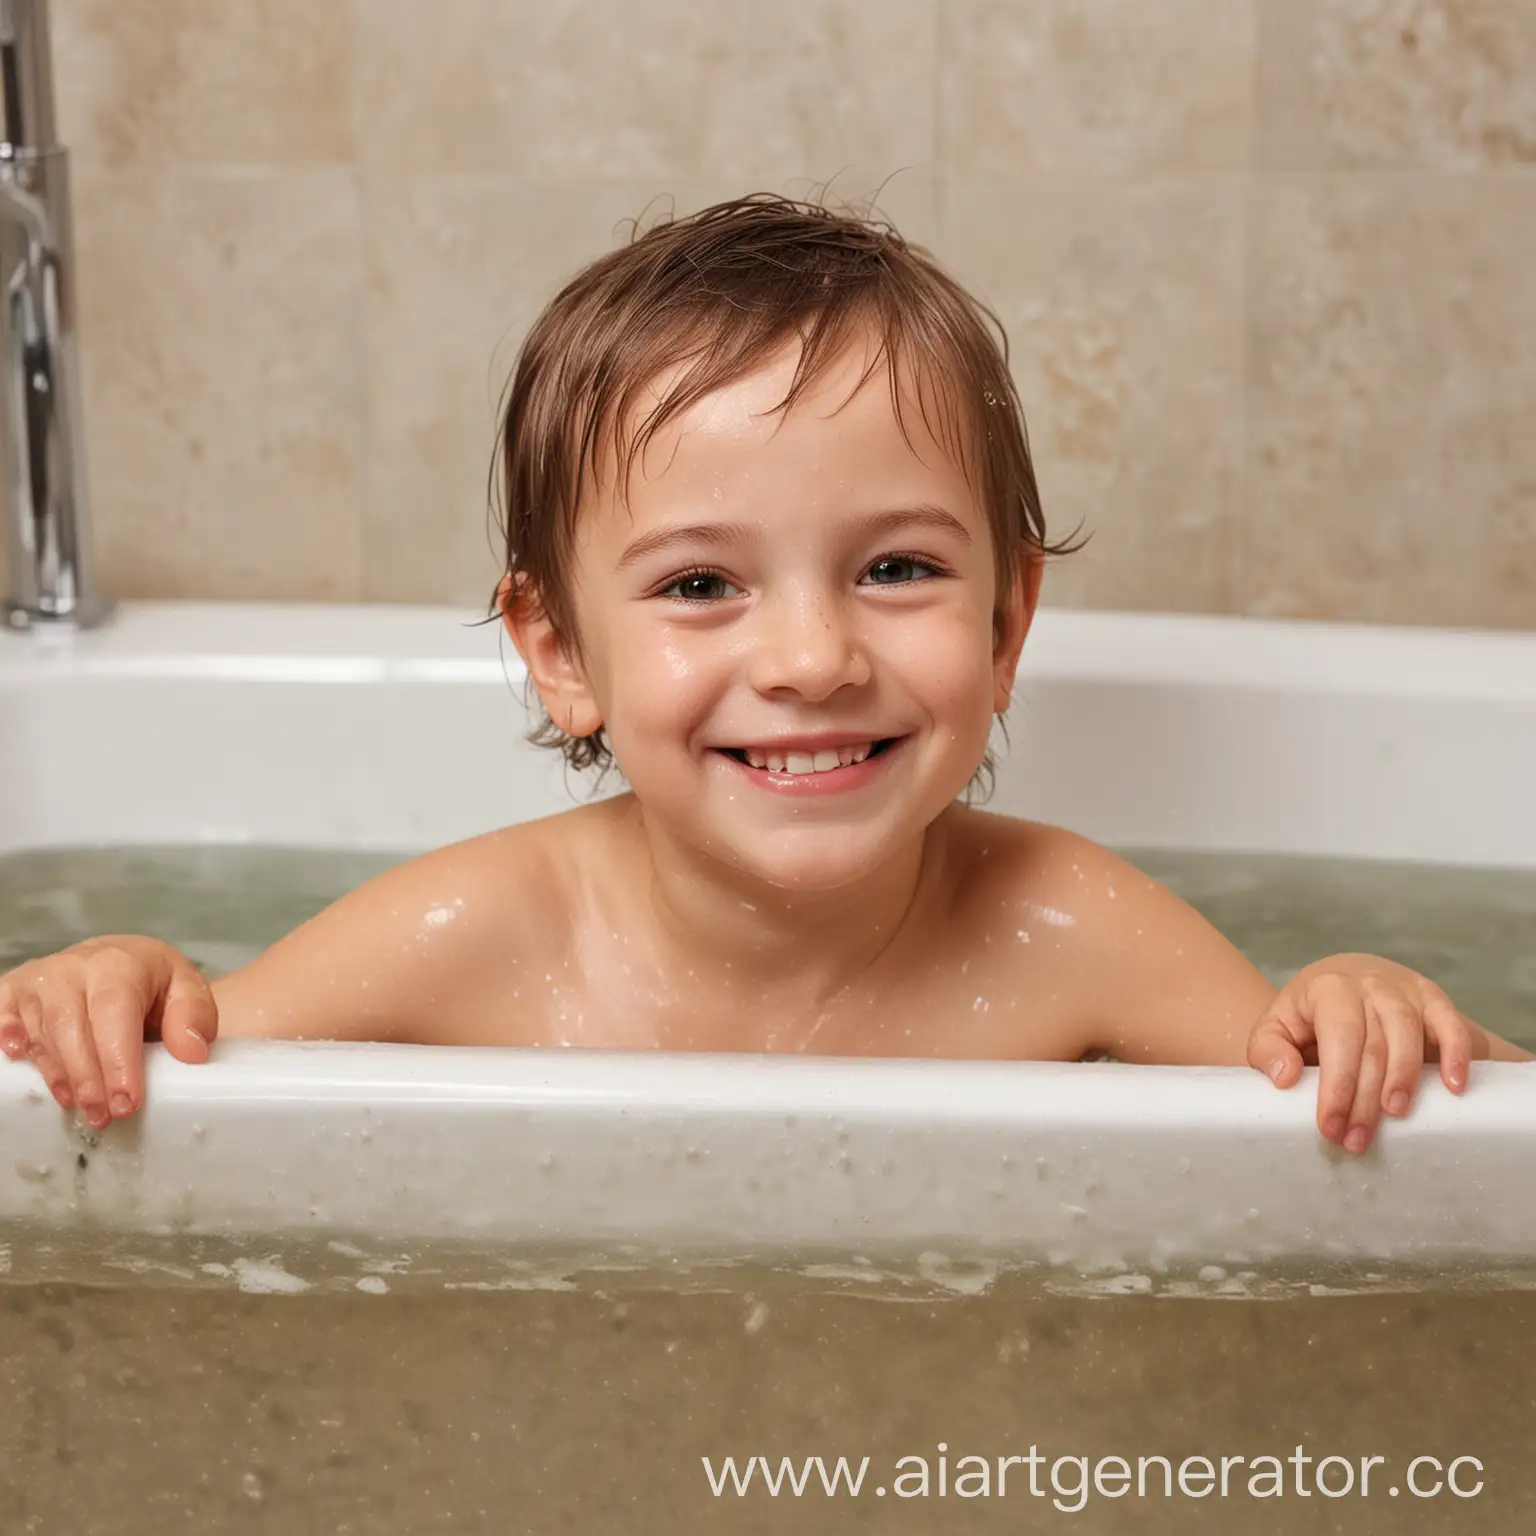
left=1247, top=953, right=1477, bottom=1155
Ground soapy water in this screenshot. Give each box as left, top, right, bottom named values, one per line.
left=0, top=844, right=1532, bottom=1048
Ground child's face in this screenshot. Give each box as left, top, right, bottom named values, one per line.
left=511, top=332, right=1038, bottom=892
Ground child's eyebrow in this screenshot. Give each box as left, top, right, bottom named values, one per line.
left=614, top=504, right=973, bottom=572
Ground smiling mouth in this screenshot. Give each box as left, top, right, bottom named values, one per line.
left=717, top=738, right=901, bottom=772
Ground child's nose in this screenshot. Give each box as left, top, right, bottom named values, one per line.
left=747, top=597, right=873, bottom=698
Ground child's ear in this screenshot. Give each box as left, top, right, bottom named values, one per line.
left=991, top=550, right=1043, bottom=716
left=497, top=573, right=605, bottom=740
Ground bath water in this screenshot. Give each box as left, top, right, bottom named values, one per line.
left=3, top=1268, right=1535, bottom=1534
left=1, top=843, right=1532, bottom=1046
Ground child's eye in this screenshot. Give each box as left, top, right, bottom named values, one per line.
left=864, top=554, right=942, bottom=586
left=660, top=568, right=738, bottom=604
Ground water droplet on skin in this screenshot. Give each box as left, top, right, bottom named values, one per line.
left=423, top=901, right=461, bottom=928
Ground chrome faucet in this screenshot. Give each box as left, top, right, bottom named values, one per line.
left=0, top=0, right=110, bottom=631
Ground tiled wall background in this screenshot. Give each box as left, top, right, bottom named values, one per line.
left=6, top=0, right=1533, bottom=626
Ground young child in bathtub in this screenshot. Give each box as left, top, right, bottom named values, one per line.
left=2, top=194, right=1529, bottom=1154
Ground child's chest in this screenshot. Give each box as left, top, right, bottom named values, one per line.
left=518, top=897, right=1093, bottom=1062
left=495, top=804, right=1109, bottom=1059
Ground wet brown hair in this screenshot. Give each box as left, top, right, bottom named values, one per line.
left=485, top=188, right=1086, bottom=801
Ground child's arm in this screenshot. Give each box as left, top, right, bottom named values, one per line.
left=1054, top=835, right=1530, bottom=1151
left=209, top=836, right=527, bottom=1047
left=1066, top=845, right=1282, bottom=1069
left=0, top=829, right=553, bottom=1126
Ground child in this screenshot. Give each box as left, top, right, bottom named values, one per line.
left=1, top=194, right=1529, bottom=1154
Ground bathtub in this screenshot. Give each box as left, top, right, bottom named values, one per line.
left=2, top=601, right=1535, bottom=1533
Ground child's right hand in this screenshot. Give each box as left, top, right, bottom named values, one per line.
left=0, top=936, right=217, bottom=1128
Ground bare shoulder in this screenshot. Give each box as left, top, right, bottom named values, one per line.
left=941, top=805, right=1137, bottom=910
left=946, top=808, right=1276, bottom=1066
left=941, top=808, right=1156, bottom=966
left=213, top=808, right=586, bottom=1045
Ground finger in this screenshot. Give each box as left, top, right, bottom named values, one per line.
left=1342, top=1007, right=1390, bottom=1154
left=0, top=977, right=30, bottom=1058
left=1248, top=1001, right=1314, bottom=1089
left=1308, top=977, right=1365, bottom=1144
left=26, top=1034, right=77, bottom=1107
left=83, top=956, right=153, bottom=1119
left=13, top=985, right=74, bottom=1104
left=37, top=984, right=110, bottom=1126
left=1373, top=990, right=1426, bottom=1118
left=1423, top=993, right=1474, bottom=1092
left=154, top=963, right=218, bottom=1062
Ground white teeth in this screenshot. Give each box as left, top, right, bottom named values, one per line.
left=741, top=741, right=876, bottom=775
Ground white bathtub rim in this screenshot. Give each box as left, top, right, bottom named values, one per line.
left=5, top=1047, right=1536, bottom=1296
left=3, top=599, right=1535, bottom=702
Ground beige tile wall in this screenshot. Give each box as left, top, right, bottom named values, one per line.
left=3, top=0, right=1530, bottom=626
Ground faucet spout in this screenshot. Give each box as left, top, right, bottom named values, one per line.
left=0, top=0, right=112, bottom=632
